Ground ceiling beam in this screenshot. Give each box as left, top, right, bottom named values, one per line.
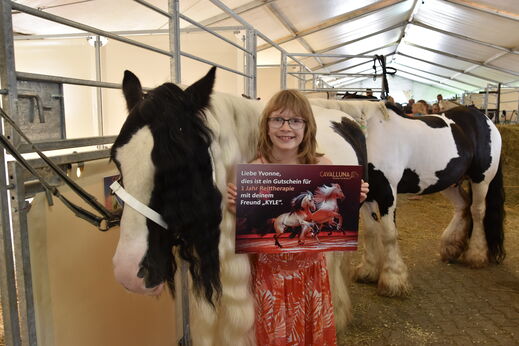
left=404, top=42, right=519, bottom=78
left=410, top=20, right=519, bottom=55
left=263, top=2, right=325, bottom=69
left=314, top=41, right=398, bottom=71
left=443, top=0, right=519, bottom=22
left=257, top=0, right=406, bottom=51
left=395, top=69, right=468, bottom=92
left=394, top=0, right=420, bottom=55
left=392, top=62, right=482, bottom=89
left=331, top=52, right=397, bottom=74
left=314, top=21, right=406, bottom=54
left=395, top=52, right=502, bottom=85
left=194, top=0, right=274, bottom=27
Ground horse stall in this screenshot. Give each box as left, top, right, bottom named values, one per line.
left=462, top=86, right=519, bottom=124
left=0, top=1, right=270, bottom=345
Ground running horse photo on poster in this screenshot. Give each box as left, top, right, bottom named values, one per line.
left=235, top=163, right=362, bottom=254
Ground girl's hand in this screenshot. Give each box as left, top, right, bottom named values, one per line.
left=227, top=182, right=237, bottom=214
left=360, top=180, right=369, bottom=203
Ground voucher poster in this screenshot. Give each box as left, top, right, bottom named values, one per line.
left=235, top=164, right=362, bottom=254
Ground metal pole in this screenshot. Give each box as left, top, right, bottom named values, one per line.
left=245, top=29, right=257, bottom=99
left=168, top=2, right=189, bottom=345
left=8, top=162, right=37, bottom=346
left=496, top=83, right=501, bottom=124
left=94, top=36, right=104, bottom=137
left=169, top=0, right=181, bottom=84
left=0, top=1, right=23, bottom=345
left=280, top=52, right=287, bottom=90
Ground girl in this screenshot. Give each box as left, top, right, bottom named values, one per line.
left=228, top=89, right=368, bottom=345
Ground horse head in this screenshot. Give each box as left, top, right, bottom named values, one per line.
left=110, top=67, right=222, bottom=305
left=291, top=191, right=315, bottom=212
left=330, top=183, right=345, bottom=200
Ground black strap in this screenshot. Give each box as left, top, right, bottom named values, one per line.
left=372, top=55, right=396, bottom=100
left=0, top=106, right=119, bottom=231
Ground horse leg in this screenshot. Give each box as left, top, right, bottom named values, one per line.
left=326, top=252, right=353, bottom=330
left=377, top=195, right=411, bottom=296
left=354, top=202, right=383, bottom=283
left=440, top=184, right=471, bottom=262
left=461, top=181, right=490, bottom=268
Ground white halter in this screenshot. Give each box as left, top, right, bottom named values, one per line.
left=109, top=180, right=168, bottom=229
left=109, top=148, right=217, bottom=231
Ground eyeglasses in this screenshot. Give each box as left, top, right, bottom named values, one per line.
left=268, top=117, right=306, bottom=130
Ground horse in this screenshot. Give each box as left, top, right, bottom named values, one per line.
left=111, top=67, right=368, bottom=344
left=309, top=98, right=505, bottom=297
left=271, top=191, right=317, bottom=248
left=310, top=183, right=345, bottom=234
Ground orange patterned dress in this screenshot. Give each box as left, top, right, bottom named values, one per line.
left=252, top=252, right=337, bottom=345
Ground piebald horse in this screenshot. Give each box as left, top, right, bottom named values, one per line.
left=310, top=98, right=505, bottom=296
left=111, top=67, right=367, bottom=344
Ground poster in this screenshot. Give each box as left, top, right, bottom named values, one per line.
left=235, top=164, right=362, bottom=254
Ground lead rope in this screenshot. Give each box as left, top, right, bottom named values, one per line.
left=0, top=105, right=119, bottom=231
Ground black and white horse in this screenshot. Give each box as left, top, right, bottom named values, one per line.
left=110, top=67, right=367, bottom=344
left=310, top=98, right=505, bottom=296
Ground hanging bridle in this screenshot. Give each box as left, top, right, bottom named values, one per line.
left=0, top=105, right=120, bottom=231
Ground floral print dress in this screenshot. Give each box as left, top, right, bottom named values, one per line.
left=252, top=252, right=337, bottom=345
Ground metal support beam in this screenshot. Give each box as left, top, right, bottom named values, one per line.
left=280, top=52, right=287, bottom=90
left=395, top=52, right=502, bottom=85
left=244, top=29, right=257, bottom=98
left=410, top=20, right=519, bottom=55
left=8, top=162, right=37, bottom=346
left=444, top=0, right=519, bottom=22
left=392, top=62, right=481, bottom=89
left=0, top=1, right=22, bottom=345
left=169, top=0, right=181, bottom=83
left=315, top=21, right=406, bottom=55
left=396, top=69, right=467, bottom=92
left=404, top=42, right=519, bottom=78
left=93, top=36, right=104, bottom=137
left=257, top=0, right=406, bottom=51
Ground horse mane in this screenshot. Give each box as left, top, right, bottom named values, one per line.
left=142, top=82, right=222, bottom=306
left=291, top=191, right=313, bottom=211
left=314, top=184, right=335, bottom=203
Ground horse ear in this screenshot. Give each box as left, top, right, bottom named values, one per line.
left=185, top=66, right=216, bottom=110
left=122, top=70, right=144, bottom=112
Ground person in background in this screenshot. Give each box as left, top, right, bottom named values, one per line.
left=404, top=98, right=415, bottom=114
left=431, top=103, right=440, bottom=114
left=227, top=89, right=369, bottom=345
left=411, top=100, right=429, bottom=116
left=437, top=94, right=444, bottom=111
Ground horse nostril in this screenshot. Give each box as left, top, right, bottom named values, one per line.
left=137, top=266, right=147, bottom=279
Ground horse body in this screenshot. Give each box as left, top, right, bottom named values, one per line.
left=272, top=191, right=316, bottom=247
left=112, top=68, right=368, bottom=344
left=311, top=184, right=345, bottom=233
left=309, top=99, right=505, bottom=297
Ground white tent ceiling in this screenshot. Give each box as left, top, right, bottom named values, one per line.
left=9, top=0, right=519, bottom=93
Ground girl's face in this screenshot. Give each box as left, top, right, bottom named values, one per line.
left=267, top=108, right=305, bottom=154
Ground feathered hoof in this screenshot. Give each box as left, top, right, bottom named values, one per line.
left=440, top=243, right=465, bottom=262
left=376, top=280, right=412, bottom=297
left=461, top=250, right=489, bottom=269
left=353, top=264, right=379, bottom=284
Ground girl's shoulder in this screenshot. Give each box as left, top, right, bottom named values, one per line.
left=249, top=157, right=263, bottom=164
left=317, top=155, right=333, bottom=165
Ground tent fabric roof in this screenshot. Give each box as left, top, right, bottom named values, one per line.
left=10, top=0, right=519, bottom=92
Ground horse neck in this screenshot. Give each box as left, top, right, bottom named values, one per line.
left=208, top=92, right=262, bottom=164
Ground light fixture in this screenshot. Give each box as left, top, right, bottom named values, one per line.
left=76, top=162, right=85, bottom=178
left=87, top=36, right=108, bottom=47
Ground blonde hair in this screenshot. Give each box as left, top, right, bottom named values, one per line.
left=257, top=89, right=322, bottom=164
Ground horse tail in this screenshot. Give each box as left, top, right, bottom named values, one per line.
left=483, top=159, right=506, bottom=263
